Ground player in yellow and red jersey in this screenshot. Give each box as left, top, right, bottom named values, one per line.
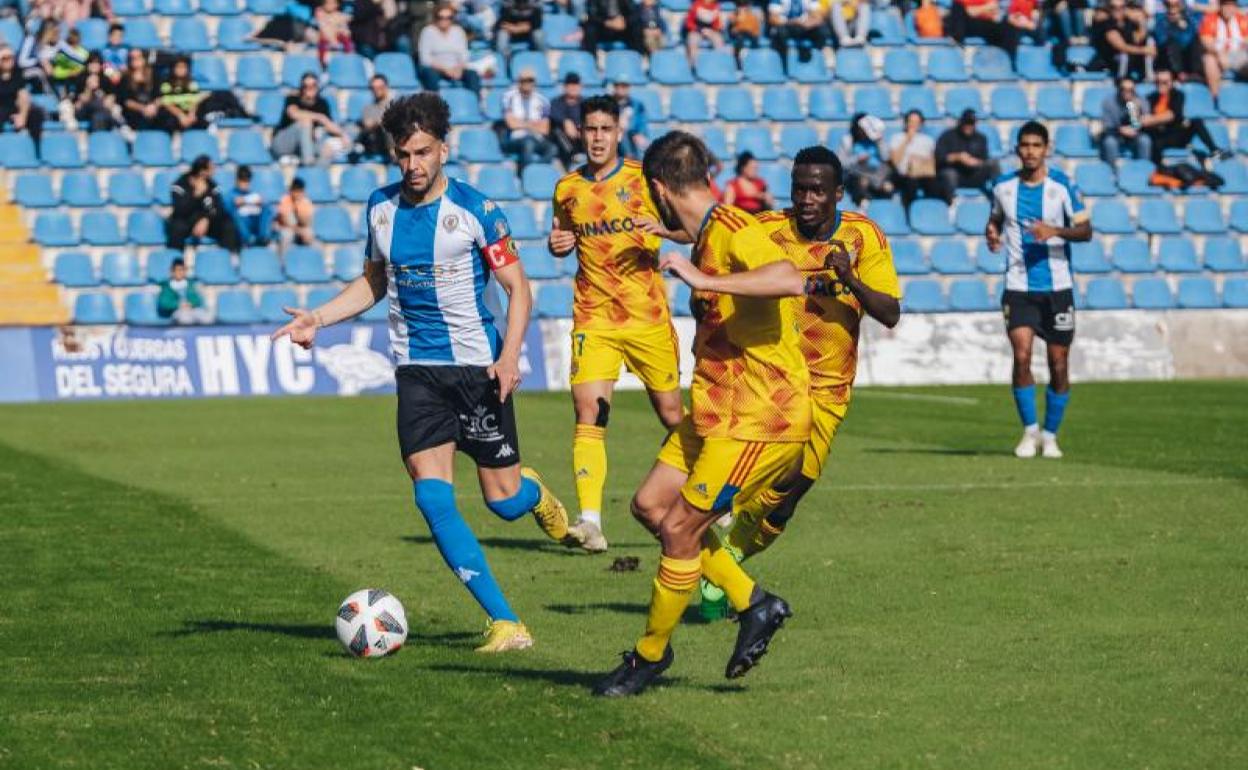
left=548, top=96, right=689, bottom=553
left=593, top=131, right=811, bottom=697
left=699, top=145, right=901, bottom=616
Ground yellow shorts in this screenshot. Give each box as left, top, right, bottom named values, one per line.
left=569, top=322, right=680, bottom=392
left=657, top=416, right=804, bottom=514
left=801, top=396, right=849, bottom=480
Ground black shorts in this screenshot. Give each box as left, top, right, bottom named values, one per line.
left=1002, top=289, right=1076, bottom=346
left=395, top=365, right=521, bottom=468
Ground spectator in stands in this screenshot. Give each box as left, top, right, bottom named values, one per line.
left=829, top=0, right=870, bottom=48
left=913, top=0, right=945, bottom=39
left=721, top=151, right=775, bottom=214
left=1090, top=0, right=1153, bottom=80
left=118, top=48, right=169, bottom=133
left=1154, top=0, right=1220, bottom=95
left=158, top=55, right=204, bottom=133
left=1006, top=0, right=1042, bottom=45
left=157, top=258, right=213, bottom=325
left=223, top=166, right=274, bottom=248
left=729, top=2, right=762, bottom=57
left=50, top=27, right=88, bottom=98
left=167, top=155, right=241, bottom=253
left=272, top=72, right=349, bottom=166
left=1200, top=0, right=1248, bottom=90
left=315, top=0, right=355, bottom=65
left=419, top=2, right=482, bottom=94
left=768, top=0, right=828, bottom=66
left=17, top=17, right=58, bottom=93
left=1049, top=0, right=1087, bottom=61
left=101, top=24, right=127, bottom=86
left=501, top=67, right=556, bottom=173
left=456, top=0, right=501, bottom=42
left=610, top=78, right=649, bottom=158
left=275, top=177, right=315, bottom=248
left=685, top=0, right=727, bottom=61
left=0, top=45, right=45, bottom=146
left=71, top=52, right=119, bottom=132
left=349, top=0, right=398, bottom=58
left=1143, top=67, right=1232, bottom=162
left=583, top=0, right=646, bottom=54
left=1099, top=75, right=1153, bottom=164
left=890, top=110, right=949, bottom=207
left=354, top=73, right=392, bottom=160
left=947, top=0, right=1021, bottom=59
left=496, top=0, right=546, bottom=62
left=838, top=112, right=895, bottom=205
left=57, top=0, right=114, bottom=27
left=935, top=109, right=1001, bottom=196
left=640, top=0, right=670, bottom=54
left=549, top=71, right=584, bottom=168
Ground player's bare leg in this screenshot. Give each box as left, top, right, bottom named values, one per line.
left=1009, top=326, right=1042, bottom=458
left=477, top=463, right=571, bottom=543
left=1041, top=343, right=1071, bottom=459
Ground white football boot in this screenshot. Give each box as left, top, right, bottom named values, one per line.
left=1013, top=426, right=1041, bottom=458
left=1040, top=431, right=1063, bottom=459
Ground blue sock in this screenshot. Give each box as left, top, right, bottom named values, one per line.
left=485, top=477, right=541, bottom=521
left=413, top=480, right=518, bottom=623
left=1044, top=387, right=1070, bottom=435
left=1012, top=385, right=1038, bottom=428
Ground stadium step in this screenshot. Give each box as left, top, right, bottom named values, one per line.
left=0, top=282, right=67, bottom=325
left=0, top=200, right=64, bottom=323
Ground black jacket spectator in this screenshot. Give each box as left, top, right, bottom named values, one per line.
left=1143, top=70, right=1229, bottom=162
left=167, top=156, right=241, bottom=253
left=549, top=72, right=583, bottom=168
left=0, top=46, right=44, bottom=145
left=583, top=0, right=645, bottom=54
left=1090, top=0, right=1153, bottom=80
left=935, top=110, right=1002, bottom=195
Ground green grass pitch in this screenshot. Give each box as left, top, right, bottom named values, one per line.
left=2, top=381, right=1246, bottom=769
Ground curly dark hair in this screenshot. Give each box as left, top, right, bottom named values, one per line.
left=382, top=92, right=451, bottom=145
left=793, top=145, right=843, bottom=188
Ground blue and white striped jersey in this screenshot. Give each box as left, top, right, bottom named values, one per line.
left=365, top=177, right=519, bottom=367
left=990, top=168, right=1088, bottom=292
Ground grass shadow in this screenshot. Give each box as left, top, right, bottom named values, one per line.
left=424, top=662, right=693, bottom=692
left=545, top=602, right=717, bottom=625
left=401, top=534, right=578, bottom=555
left=863, top=447, right=1003, bottom=457
left=165, top=619, right=335, bottom=640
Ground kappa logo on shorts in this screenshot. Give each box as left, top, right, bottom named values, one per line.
left=495, top=443, right=515, bottom=459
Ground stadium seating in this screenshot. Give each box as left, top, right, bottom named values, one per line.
left=1177, top=278, right=1218, bottom=309
left=1225, top=278, right=1248, bottom=308
left=902, top=280, right=948, bottom=312
left=1083, top=278, right=1129, bottom=310
left=949, top=279, right=995, bottom=311
left=216, top=290, right=262, bottom=324
left=930, top=242, right=976, bottom=274
left=75, top=292, right=119, bottom=324
left=54, top=253, right=97, bottom=287
left=125, top=292, right=170, bottom=326
left=1204, top=238, right=1245, bottom=272
left=259, top=288, right=300, bottom=323
left=1133, top=278, right=1175, bottom=309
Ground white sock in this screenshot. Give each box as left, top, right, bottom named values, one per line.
left=579, top=510, right=601, bottom=527
left=1023, top=424, right=1040, bottom=434
left=1042, top=430, right=1057, bottom=441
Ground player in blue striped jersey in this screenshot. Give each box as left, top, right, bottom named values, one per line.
left=273, top=93, right=574, bottom=653
left=987, top=121, right=1092, bottom=460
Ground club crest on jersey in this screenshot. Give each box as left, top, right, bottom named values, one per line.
left=442, top=214, right=459, bottom=233
left=615, top=187, right=631, bottom=204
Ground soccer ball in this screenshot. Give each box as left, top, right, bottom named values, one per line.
left=335, top=588, right=408, bottom=658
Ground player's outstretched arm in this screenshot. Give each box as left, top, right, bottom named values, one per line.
left=488, top=261, right=530, bottom=402
left=1028, top=219, right=1092, bottom=244
left=660, top=252, right=805, bottom=298
left=633, top=217, right=693, bottom=244
left=271, top=261, right=387, bottom=349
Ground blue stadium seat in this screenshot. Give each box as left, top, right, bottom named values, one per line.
left=156, top=0, right=193, bottom=14
left=1224, top=278, right=1248, bottom=308
left=780, top=125, right=820, bottom=159
left=1117, top=159, right=1163, bottom=195
left=1091, top=201, right=1134, bottom=234
left=871, top=11, right=907, bottom=46
left=508, top=50, right=553, bottom=86
left=1179, top=84, right=1218, bottom=119
left=1112, top=238, right=1153, bottom=272
left=282, top=54, right=322, bottom=88
left=975, top=241, right=1005, bottom=273
left=1066, top=45, right=1102, bottom=79
left=306, top=286, right=339, bottom=309
left=972, top=47, right=1014, bottom=81
left=124, top=19, right=161, bottom=48
left=757, top=163, right=791, bottom=199
left=521, top=163, right=560, bottom=200
left=670, top=281, right=692, bottom=316
left=734, top=126, right=778, bottom=161
left=556, top=51, right=601, bottom=86
left=521, top=245, right=560, bottom=280
left=1081, top=85, right=1114, bottom=119
left=74, top=292, right=119, bottom=324
left=948, top=279, right=995, bottom=311
left=343, top=90, right=373, bottom=124
left=604, top=50, right=647, bottom=85
left=898, top=86, right=939, bottom=119
left=180, top=130, right=220, bottom=164
left=373, top=52, right=418, bottom=89
left=126, top=210, right=166, bottom=246
left=503, top=204, right=541, bottom=241
left=0, top=133, right=39, bottom=168
left=1084, top=277, right=1129, bottom=309
left=853, top=86, right=896, bottom=119
left=476, top=167, right=523, bottom=201
left=82, top=212, right=124, bottom=246
left=134, top=131, right=176, bottom=166
left=87, top=132, right=130, bottom=168
left=695, top=50, right=739, bottom=84
left=61, top=173, right=104, bottom=207
left=313, top=207, right=356, bottom=243
left=457, top=129, right=504, bottom=163
left=1213, top=159, right=1248, bottom=194
left=1218, top=82, right=1248, bottom=118
left=867, top=200, right=910, bottom=236
left=633, top=87, right=666, bottom=122
left=102, top=252, right=145, bottom=287
left=146, top=249, right=179, bottom=282
left=1133, top=278, right=1175, bottom=309
left=171, top=18, right=211, bottom=52
left=910, top=199, right=954, bottom=235
left=1184, top=199, right=1226, bottom=234
left=237, top=247, right=283, bottom=283
left=340, top=166, right=379, bottom=203
left=328, top=53, right=369, bottom=89
left=251, top=167, right=286, bottom=203
left=546, top=14, right=582, bottom=51
left=902, top=280, right=947, bottom=312
left=0, top=17, right=19, bottom=49
left=202, top=0, right=242, bottom=14
left=1204, top=238, right=1245, bottom=272
left=236, top=55, right=278, bottom=90
left=990, top=85, right=1030, bottom=120
left=890, top=240, right=928, bottom=275
left=76, top=18, right=109, bottom=51
left=884, top=49, right=922, bottom=83
left=786, top=49, right=831, bottom=83
left=360, top=299, right=389, bottom=322
left=943, top=87, right=983, bottom=118
left=1137, top=199, right=1182, bottom=235
left=762, top=87, right=803, bottom=122
left=259, top=288, right=299, bottom=323
left=716, top=88, right=757, bottom=122
left=195, top=248, right=238, bottom=284
left=1158, top=238, right=1201, bottom=273
left=701, top=126, right=730, bottom=161
left=669, top=87, right=709, bottom=122
left=216, top=290, right=261, bottom=324
left=1074, top=161, right=1116, bottom=197
left=296, top=167, right=335, bottom=204
left=1036, top=86, right=1077, bottom=119
left=536, top=283, right=574, bottom=318
left=190, top=55, right=229, bottom=91
left=1232, top=200, right=1248, bottom=233
left=15, top=174, right=57, bottom=207
left=1016, top=46, right=1061, bottom=81
left=742, top=48, right=786, bottom=84
left=835, top=49, right=874, bottom=83
left=223, top=131, right=268, bottom=166
left=41, top=133, right=84, bottom=169
left=809, top=87, right=850, bottom=121
left=651, top=49, right=694, bottom=85
left=217, top=16, right=259, bottom=51
left=333, top=248, right=362, bottom=281
left=54, top=252, right=97, bottom=287
left=930, top=241, right=975, bottom=273
left=927, top=48, right=969, bottom=82
left=283, top=246, right=329, bottom=283
left=1071, top=241, right=1111, bottom=273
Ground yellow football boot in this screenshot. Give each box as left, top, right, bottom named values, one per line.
left=475, top=620, right=534, bottom=653
left=519, top=467, right=571, bottom=542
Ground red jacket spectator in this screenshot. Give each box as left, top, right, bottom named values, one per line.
left=685, top=0, right=724, bottom=32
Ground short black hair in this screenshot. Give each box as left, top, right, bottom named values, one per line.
left=371, top=73, right=388, bottom=85
left=1115, top=74, right=1136, bottom=88
left=190, top=154, right=212, bottom=174
left=109, top=23, right=124, bottom=34
left=904, top=108, right=924, bottom=124
left=290, top=177, right=306, bottom=191
left=382, top=92, right=451, bottom=144
left=580, top=94, right=619, bottom=124
left=236, top=165, right=252, bottom=181
left=792, top=145, right=843, bottom=188
left=1017, top=120, right=1050, bottom=145
left=735, top=151, right=755, bottom=175
left=171, top=258, right=186, bottom=269
left=643, top=130, right=712, bottom=193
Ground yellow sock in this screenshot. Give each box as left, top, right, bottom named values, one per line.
left=636, top=555, right=700, bottom=662
left=572, top=424, right=607, bottom=519
left=728, top=487, right=787, bottom=558
left=701, top=531, right=757, bottom=612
